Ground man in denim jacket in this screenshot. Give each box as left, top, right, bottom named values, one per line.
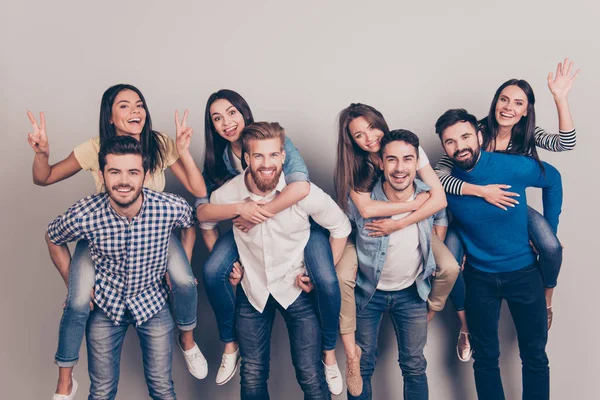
left=347, top=129, right=450, bottom=400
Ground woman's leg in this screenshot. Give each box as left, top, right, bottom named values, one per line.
left=527, top=206, right=563, bottom=329
left=335, top=239, right=363, bottom=397
left=429, top=234, right=460, bottom=316
left=55, top=239, right=95, bottom=395
left=166, top=235, right=198, bottom=348
left=444, top=226, right=472, bottom=361
left=303, top=227, right=341, bottom=356
left=202, top=230, right=240, bottom=346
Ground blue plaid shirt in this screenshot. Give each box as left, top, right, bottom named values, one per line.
left=47, top=188, right=195, bottom=326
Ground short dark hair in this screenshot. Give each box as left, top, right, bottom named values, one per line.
left=98, top=136, right=149, bottom=173
left=379, top=129, right=420, bottom=158
left=434, top=109, right=478, bottom=140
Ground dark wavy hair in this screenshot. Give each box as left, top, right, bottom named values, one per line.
left=99, top=84, right=167, bottom=174
left=203, top=89, right=255, bottom=189
left=335, top=103, right=390, bottom=211
left=480, top=79, right=543, bottom=170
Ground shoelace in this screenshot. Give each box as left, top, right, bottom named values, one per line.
left=346, top=355, right=360, bottom=377
left=220, top=354, right=230, bottom=370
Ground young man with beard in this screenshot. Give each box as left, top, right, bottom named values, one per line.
left=346, top=129, right=452, bottom=400
left=434, top=109, right=563, bottom=400
left=200, top=122, right=351, bottom=400
left=45, top=136, right=196, bottom=400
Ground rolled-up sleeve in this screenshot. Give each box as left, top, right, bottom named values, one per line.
left=282, top=136, right=309, bottom=184
left=47, top=207, right=82, bottom=245
left=301, top=184, right=351, bottom=238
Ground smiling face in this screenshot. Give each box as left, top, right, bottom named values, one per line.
left=210, top=99, right=246, bottom=143
left=348, top=116, right=385, bottom=153
left=244, top=137, right=286, bottom=193
left=110, top=89, right=146, bottom=138
left=381, top=140, right=418, bottom=192
left=99, top=153, right=146, bottom=209
left=494, top=85, right=528, bottom=130
left=441, top=121, right=483, bottom=171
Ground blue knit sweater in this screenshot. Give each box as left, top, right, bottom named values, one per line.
left=446, top=151, right=562, bottom=273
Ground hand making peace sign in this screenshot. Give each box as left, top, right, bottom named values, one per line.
left=27, top=111, right=49, bottom=156
left=174, top=109, right=193, bottom=155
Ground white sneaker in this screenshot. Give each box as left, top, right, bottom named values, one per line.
left=179, top=340, right=208, bottom=379
left=52, top=376, right=78, bottom=400
left=323, top=361, right=343, bottom=396
left=216, top=349, right=241, bottom=385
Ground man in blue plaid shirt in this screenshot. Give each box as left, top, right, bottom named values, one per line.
left=46, top=136, right=196, bottom=400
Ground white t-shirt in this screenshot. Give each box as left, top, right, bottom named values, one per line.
left=376, top=193, right=423, bottom=291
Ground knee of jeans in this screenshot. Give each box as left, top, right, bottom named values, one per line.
left=536, top=237, right=563, bottom=259
left=240, top=359, right=269, bottom=388
left=399, top=355, right=427, bottom=377
left=65, top=289, right=93, bottom=315
left=202, top=257, right=230, bottom=286
left=312, top=267, right=339, bottom=293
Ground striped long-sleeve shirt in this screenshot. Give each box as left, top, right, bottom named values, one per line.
left=434, top=126, right=576, bottom=195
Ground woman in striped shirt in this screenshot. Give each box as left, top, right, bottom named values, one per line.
left=434, top=59, right=579, bottom=362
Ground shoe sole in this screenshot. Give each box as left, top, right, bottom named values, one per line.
left=216, top=357, right=241, bottom=386
left=456, top=346, right=472, bottom=362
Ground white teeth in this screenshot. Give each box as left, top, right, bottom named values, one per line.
left=128, top=118, right=141, bottom=123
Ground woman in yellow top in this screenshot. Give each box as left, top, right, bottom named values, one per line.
left=27, top=84, right=208, bottom=399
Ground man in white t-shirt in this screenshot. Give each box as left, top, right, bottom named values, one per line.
left=200, top=121, right=351, bottom=400
left=346, top=129, right=449, bottom=400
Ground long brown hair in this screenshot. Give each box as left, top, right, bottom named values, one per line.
left=334, top=103, right=390, bottom=212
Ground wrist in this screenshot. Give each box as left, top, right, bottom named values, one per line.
left=35, top=151, right=50, bottom=158
left=553, top=95, right=569, bottom=106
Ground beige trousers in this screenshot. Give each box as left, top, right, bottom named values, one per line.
left=334, top=234, right=460, bottom=334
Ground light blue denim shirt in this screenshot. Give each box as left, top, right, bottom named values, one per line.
left=195, top=136, right=309, bottom=208
left=347, top=178, right=448, bottom=313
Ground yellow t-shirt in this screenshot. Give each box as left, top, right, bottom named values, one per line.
left=73, top=133, right=179, bottom=193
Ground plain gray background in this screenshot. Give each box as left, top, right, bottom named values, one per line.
left=2, top=0, right=598, bottom=398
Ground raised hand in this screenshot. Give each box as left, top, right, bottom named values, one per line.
left=547, top=58, right=580, bottom=101
left=174, top=109, right=193, bottom=154
left=27, top=111, right=49, bottom=156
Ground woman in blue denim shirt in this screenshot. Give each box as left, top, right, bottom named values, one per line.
left=434, top=59, right=579, bottom=361
left=196, top=89, right=344, bottom=394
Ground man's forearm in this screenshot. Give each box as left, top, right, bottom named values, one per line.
left=45, top=233, right=72, bottom=287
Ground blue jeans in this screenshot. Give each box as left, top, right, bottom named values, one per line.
left=54, top=236, right=197, bottom=367
left=203, top=227, right=340, bottom=350
left=350, top=285, right=428, bottom=400
left=464, top=263, right=549, bottom=400
left=447, top=206, right=562, bottom=312
left=86, top=305, right=176, bottom=400
left=235, top=286, right=330, bottom=400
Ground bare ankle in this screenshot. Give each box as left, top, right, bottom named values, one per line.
left=224, top=341, right=239, bottom=354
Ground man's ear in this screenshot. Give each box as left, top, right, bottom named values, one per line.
left=281, top=149, right=286, bottom=164
left=143, top=170, right=149, bottom=184
left=98, top=169, right=105, bottom=186
left=477, top=130, right=484, bottom=146
left=244, top=152, right=250, bottom=166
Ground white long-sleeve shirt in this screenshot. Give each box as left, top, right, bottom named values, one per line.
left=201, top=171, right=351, bottom=313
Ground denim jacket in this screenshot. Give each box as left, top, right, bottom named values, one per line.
left=195, top=136, right=309, bottom=208
left=348, top=178, right=447, bottom=313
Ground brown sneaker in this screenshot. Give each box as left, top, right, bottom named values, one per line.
left=457, top=331, right=473, bottom=362
left=346, top=345, right=363, bottom=397
left=547, top=306, right=553, bottom=331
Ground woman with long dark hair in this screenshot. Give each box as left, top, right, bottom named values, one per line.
left=27, top=84, right=208, bottom=399
left=434, top=59, right=579, bottom=362
left=196, top=89, right=345, bottom=395
left=334, top=102, right=460, bottom=397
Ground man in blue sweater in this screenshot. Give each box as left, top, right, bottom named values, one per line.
left=434, top=109, right=562, bottom=400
